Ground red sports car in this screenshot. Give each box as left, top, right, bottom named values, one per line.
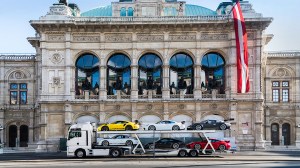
left=186, top=139, right=231, bottom=152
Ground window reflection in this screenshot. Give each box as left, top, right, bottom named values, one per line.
left=128, top=7, right=134, bottom=16
left=75, top=54, right=100, bottom=96
left=169, top=53, right=194, bottom=95
left=201, top=52, right=225, bottom=94
left=138, top=53, right=162, bottom=96
left=107, top=54, right=131, bottom=95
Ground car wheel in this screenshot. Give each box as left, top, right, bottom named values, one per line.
left=75, top=149, right=86, bottom=158
left=219, top=144, right=226, bottom=152
left=110, top=148, right=121, bottom=158
left=178, top=150, right=187, bottom=157
left=148, top=125, right=156, bottom=131
left=149, top=144, right=154, bottom=150
left=125, top=125, right=132, bottom=131
left=189, top=150, right=198, bottom=157
left=125, top=140, right=133, bottom=146
left=195, top=124, right=203, bottom=130
left=172, top=125, right=180, bottom=130
left=219, top=124, right=227, bottom=130
left=172, top=143, right=180, bottom=149
left=101, top=126, right=109, bottom=131
left=102, top=140, right=109, bottom=146
left=194, top=144, right=201, bottom=150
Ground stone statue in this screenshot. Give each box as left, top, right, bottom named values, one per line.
left=59, top=0, right=68, bottom=6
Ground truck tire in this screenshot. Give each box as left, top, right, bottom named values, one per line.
left=75, top=149, right=86, bottom=158
left=178, top=150, right=187, bottom=157
left=189, top=149, right=198, bottom=157
left=110, top=148, right=122, bottom=158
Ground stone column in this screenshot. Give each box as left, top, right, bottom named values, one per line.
left=229, top=101, right=238, bottom=149
left=64, top=103, right=72, bottom=137
left=162, top=65, right=170, bottom=100
left=265, top=107, right=272, bottom=147
left=254, top=102, right=265, bottom=150
left=131, top=65, right=138, bottom=100
left=64, top=32, right=71, bottom=100
left=99, top=64, right=107, bottom=100
left=194, top=64, right=202, bottom=99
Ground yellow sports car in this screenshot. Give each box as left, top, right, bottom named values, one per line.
left=97, top=120, right=139, bottom=131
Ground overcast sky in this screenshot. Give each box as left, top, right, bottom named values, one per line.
left=0, top=0, right=299, bottom=53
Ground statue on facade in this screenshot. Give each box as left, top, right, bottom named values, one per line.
left=115, top=77, right=123, bottom=90
left=58, top=0, right=68, bottom=6
left=147, top=76, right=154, bottom=90
left=178, top=77, right=187, bottom=90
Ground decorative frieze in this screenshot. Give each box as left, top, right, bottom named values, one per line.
left=105, top=33, right=132, bottom=42
left=201, top=33, right=228, bottom=41
left=9, top=71, right=27, bottom=79
left=5, top=112, right=30, bottom=119
left=137, top=34, right=164, bottom=42
left=48, top=35, right=65, bottom=42
left=73, top=36, right=100, bottom=42
left=169, top=33, right=196, bottom=41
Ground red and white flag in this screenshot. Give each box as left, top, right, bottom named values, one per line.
left=233, top=0, right=250, bottom=93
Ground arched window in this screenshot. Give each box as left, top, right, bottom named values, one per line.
left=107, top=53, right=131, bottom=95
left=75, top=54, right=100, bottom=96
left=201, top=52, right=225, bottom=94
left=120, top=7, right=126, bottom=16
left=128, top=7, right=134, bottom=16
left=138, top=53, right=163, bottom=95
left=169, top=53, right=194, bottom=95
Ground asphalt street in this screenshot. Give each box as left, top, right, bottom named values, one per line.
left=0, top=151, right=300, bottom=168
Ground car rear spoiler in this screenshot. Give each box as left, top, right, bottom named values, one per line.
left=224, top=118, right=234, bottom=122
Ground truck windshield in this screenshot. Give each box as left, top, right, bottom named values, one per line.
left=68, top=131, right=81, bottom=140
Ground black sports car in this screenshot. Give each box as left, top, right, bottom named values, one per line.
left=144, top=138, right=185, bottom=150
left=187, top=119, right=231, bottom=130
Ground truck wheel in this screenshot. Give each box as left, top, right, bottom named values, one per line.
left=75, top=149, right=86, bottom=158
left=125, top=125, right=132, bottom=130
left=102, top=140, right=109, bottom=146
left=148, top=125, right=156, bottom=130
left=219, top=124, right=227, bottom=130
left=101, top=126, right=109, bottom=131
left=172, top=125, right=180, bottom=130
left=110, top=148, right=121, bottom=158
left=195, top=124, right=202, bottom=130
left=189, top=150, right=198, bottom=157
left=194, top=144, right=201, bottom=150
left=178, top=150, right=187, bottom=157
left=125, top=140, right=133, bottom=146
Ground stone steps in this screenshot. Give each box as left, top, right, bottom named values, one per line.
left=2, top=147, right=36, bottom=153
left=266, top=146, right=300, bottom=151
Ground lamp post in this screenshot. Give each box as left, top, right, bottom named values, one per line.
left=0, top=125, right=3, bottom=144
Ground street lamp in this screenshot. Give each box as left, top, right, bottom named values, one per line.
left=0, top=125, right=3, bottom=144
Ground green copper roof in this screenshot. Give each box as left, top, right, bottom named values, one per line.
left=81, top=4, right=216, bottom=17
left=81, top=5, right=112, bottom=17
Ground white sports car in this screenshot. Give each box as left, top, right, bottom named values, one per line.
left=97, top=135, right=138, bottom=146
left=142, top=120, right=186, bottom=131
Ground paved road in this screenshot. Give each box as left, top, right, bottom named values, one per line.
left=0, top=151, right=300, bottom=168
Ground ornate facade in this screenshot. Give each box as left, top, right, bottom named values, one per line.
left=0, top=0, right=298, bottom=151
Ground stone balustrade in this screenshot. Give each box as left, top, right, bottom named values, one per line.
left=0, top=54, right=35, bottom=60
left=267, top=51, right=300, bottom=57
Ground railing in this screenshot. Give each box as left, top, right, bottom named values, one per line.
left=216, top=94, right=226, bottom=99
left=0, top=54, right=36, bottom=60
left=170, top=94, right=180, bottom=99
left=202, top=94, right=212, bottom=99
left=89, top=95, right=98, bottom=99
left=184, top=94, right=194, bottom=99
left=107, top=95, right=117, bottom=100
left=152, top=95, right=162, bottom=99
left=74, top=15, right=230, bottom=23
left=120, top=95, right=130, bottom=99
left=267, top=51, right=300, bottom=57
left=75, top=95, right=84, bottom=99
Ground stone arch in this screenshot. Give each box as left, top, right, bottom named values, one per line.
left=200, top=49, right=228, bottom=64
left=5, top=68, right=31, bottom=81
left=137, top=50, right=164, bottom=65
left=268, top=65, right=295, bottom=78
left=137, top=112, right=163, bottom=121
left=168, top=49, right=196, bottom=64
left=105, top=50, right=132, bottom=64
left=72, top=113, right=99, bottom=123
left=169, top=111, right=195, bottom=121
left=5, top=120, right=29, bottom=148
left=73, top=50, right=100, bottom=65
left=104, top=112, right=131, bottom=122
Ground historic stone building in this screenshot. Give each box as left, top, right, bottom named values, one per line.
left=0, top=0, right=298, bottom=151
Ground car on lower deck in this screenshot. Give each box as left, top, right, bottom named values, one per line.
left=144, top=138, right=185, bottom=150
left=97, top=134, right=138, bottom=146
left=186, top=138, right=231, bottom=152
